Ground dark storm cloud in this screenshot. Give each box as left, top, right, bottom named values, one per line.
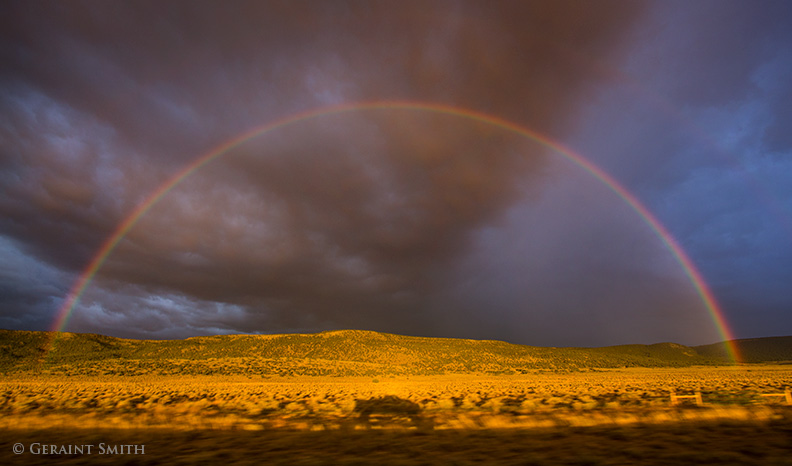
left=0, top=0, right=646, bottom=264
left=87, top=114, right=544, bottom=336
left=0, top=0, right=646, bottom=140
left=10, top=0, right=768, bottom=345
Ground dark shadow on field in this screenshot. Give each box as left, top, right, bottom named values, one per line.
left=353, top=395, right=434, bottom=430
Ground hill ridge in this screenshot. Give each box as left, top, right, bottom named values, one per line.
left=1, top=329, right=790, bottom=376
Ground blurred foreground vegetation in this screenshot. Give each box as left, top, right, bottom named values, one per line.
left=3, top=419, right=792, bottom=466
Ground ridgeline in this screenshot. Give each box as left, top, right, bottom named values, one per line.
left=1, top=329, right=789, bottom=377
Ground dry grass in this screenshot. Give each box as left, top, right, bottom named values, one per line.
left=1, top=365, right=790, bottom=431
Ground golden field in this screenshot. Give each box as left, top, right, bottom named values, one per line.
left=1, top=366, right=791, bottom=465
left=1, top=365, right=791, bottom=431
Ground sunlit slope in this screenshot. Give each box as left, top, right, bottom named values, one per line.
left=695, top=336, right=792, bottom=363
left=0, top=329, right=772, bottom=376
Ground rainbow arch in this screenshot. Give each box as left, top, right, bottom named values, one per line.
left=51, top=100, right=741, bottom=362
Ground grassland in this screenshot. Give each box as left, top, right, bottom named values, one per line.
left=1, top=330, right=791, bottom=464
left=2, top=366, right=791, bottom=431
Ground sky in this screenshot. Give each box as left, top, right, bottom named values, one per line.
left=1, top=1, right=791, bottom=347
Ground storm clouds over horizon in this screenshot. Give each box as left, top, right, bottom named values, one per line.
left=1, top=1, right=791, bottom=347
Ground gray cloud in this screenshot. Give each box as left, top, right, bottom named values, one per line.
left=0, top=236, right=69, bottom=330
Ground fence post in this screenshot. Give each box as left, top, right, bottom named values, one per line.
left=670, top=389, right=703, bottom=406
left=786, top=389, right=792, bottom=405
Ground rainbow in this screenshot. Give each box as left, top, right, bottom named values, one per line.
left=50, top=100, right=741, bottom=362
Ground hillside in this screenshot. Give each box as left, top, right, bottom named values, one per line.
left=2, top=329, right=786, bottom=376
left=695, top=336, right=792, bottom=363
